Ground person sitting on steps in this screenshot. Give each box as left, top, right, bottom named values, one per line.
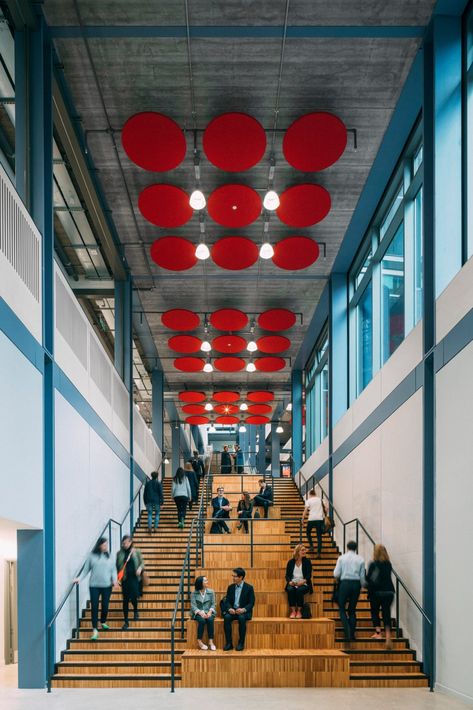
left=221, top=567, right=255, bottom=651
left=252, top=478, right=273, bottom=518
left=285, top=543, right=313, bottom=618
left=236, top=491, right=253, bottom=533
left=190, top=575, right=217, bottom=651
left=211, top=486, right=231, bottom=533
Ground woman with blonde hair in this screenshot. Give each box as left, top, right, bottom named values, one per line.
left=366, top=543, right=395, bottom=649
left=284, top=543, right=313, bottom=618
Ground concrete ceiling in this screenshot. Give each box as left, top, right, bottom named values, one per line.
left=44, top=0, right=435, bottom=419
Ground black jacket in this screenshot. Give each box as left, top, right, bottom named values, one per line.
left=221, top=582, right=255, bottom=619
left=366, top=561, right=395, bottom=594
left=185, top=469, right=199, bottom=500
left=189, top=456, right=205, bottom=477
left=285, top=557, right=313, bottom=594
left=143, top=478, right=164, bottom=506
left=211, top=495, right=230, bottom=515
left=257, top=485, right=273, bottom=502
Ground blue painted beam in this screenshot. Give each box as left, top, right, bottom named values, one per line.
left=291, top=370, right=303, bottom=475
left=49, top=25, right=426, bottom=40
left=294, top=283, right=329, bottom=371
left=151, top=369, right=164, bottom=455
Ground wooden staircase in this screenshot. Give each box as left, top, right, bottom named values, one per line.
left=51, top=477, right=196, bottom=687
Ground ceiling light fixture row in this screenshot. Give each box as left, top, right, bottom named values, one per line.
left=161, top=308, right=300, bottom=332
left=173, top=356, right=289, bottom=373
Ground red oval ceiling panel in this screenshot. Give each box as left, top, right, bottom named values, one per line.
left=178, top=391, right=206, bottom=403
left=273, top=236, right=320, bottom=271
left=276, top=184, right=331, bottom=227
left=174, top=357, right=205, bottom=372
left=212, top=335, right=247, bottom=354
left=122, top=112, right=186, bottom=171
left=213, top=391, right=240, bottom=403
left=256, top=335, right=291, bottom=353
left=214, top=357, right=246, bottom=372
left=258, top=308, right=296, bottom=331
left=248, top=403, right=272, bottom=415
left=150, top=237, right=197, bottom=271
left=168, top=335, right=202, bottom=353
left=255, top=357, right=286, bottom=372
left=214, top=403, right=240, bottom=414
left=139, top=185, right=193, bottom=228
left=283, top=112, right=347, bottom=172
left=203, top=112, right=267, bottom=172
left=207, top=185, right=262, bottom=227
left=215, top=415, right=240, bottom=425
left=185, top=415, right=210, bottom=425
left=210, top=309, right=248, bottom=331
left=182, top=403, right=207, bottom=415
left=246, top=415, right=271, bottom=425
left=247, top=391, right=274, bottom=403
left=162, top=309, right=200, bottom=331
left=211, top=236, right=259, bottom=270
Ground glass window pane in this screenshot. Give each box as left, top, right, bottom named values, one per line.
left=321, top=363, right=329, bottom=442
left=467, top=11, right=473, bottom=258
left=355, top=246, right=373, bottom=288
left=356, top=282, right=372, bottom=394
left=414, top=188, right=423, bottom=324
left=381, top=223, right=405, bottom=363
left=380, top=183, right=404, bottom=239
left=413, top=145, right=423, bottom=175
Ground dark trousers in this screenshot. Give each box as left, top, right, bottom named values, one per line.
left=195, top=615, right=215, bottom=640
left=223, top=612, right=250, bottom=646
left=286, top=583, right=309, bottom=607
left=238, top=509, right=252, bottom=533
left=369, top=591, right=394, bottom=630
left=213, top=508, right=230, bottom=533
left=174, top=496, right=188, bottom=522
left=307, top=520, right=324, bottom=553
left=253, top=495, right=272, bottom=518
left=338, top=580, right=361, bottom=641
left=237, top=466, right=244, bottom=474
left=122, top=578, right=139, bottom=621
left=90, top=586, right=112, bottom=629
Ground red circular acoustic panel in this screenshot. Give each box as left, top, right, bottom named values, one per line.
left=203, top=113, right=267, bottom=172
left=150, top=237, right=197, bottom=271
left=273, top=236, right=320, bottom=271
left=168, top=335, right=202, bottom=353
left=213, top=391, right=240, bottom=403
left=257, top=335, right=291, bottom=353
left=247, top=391, right=274, bottom=403
left=248, top=403, right=272, bottom=415
left=212, top=335, right=247, bottom=354
left=210, top=309, right=248, bottom=331
left=214, top=404, right=240, bottom=414
left=139, top=185, right=193, bottom=228
left=216, top=415, right=240, bottom=425
left=178, top=391, right=206, bottom=403
left=174, top=357, right=205, bottom=372
left=276, top=184, right=331, bottom=227
left=207, top=185, right=262, bottom=227
left=258, top=309, right=296, bottom=331
left=122, top=112, right=186, bottom=172
left=214, top=357, right=246, bottom=372
left=185, top=415, right=210, bottom=425
left=255, top=357, right=286, bottom=372
left=162, top=309, right=200, bottom=331
left=283, top=112, right=347, bottom=172
left=211, top=236, right=259, bottom=270
left=182, top=404, right=207, bottom=415
left=246, top=415, right=270, bottom=425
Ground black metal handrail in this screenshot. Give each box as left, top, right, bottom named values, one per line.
left=46, top=481, right=145, bottom=692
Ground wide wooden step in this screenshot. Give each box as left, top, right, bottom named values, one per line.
left=349, top=673, right=428, bottom=687
left=51, top=674, right=178, bottom=688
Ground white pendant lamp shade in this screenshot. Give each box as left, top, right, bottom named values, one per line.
left=203, top=362, right=213, bottom=373
left=246, top=361, right=256, bottom=372
left=208, top=424, right=216, bottom=433
left=247, top=340, right=258, bottom=352
left=201, top=340, right=212, bottom=352
left=240, top=402, right=248, bottom=411
left=259, top=242, right=274, bottom=259
left=263, top=189, right=280, bottom=211
left=190, top=189, right=206, bottom=210
left=239, top=424, right=247, bottom=433
left=195, top=242, right=210, bottom=260
left=204, top=402, right=213, bottom=411
left=276, top=424, right=283, bottom=434
left=164, top=457, right=170, bottom=464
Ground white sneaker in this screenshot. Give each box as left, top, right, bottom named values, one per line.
left=209, top=643, right=216, bottom=651
left=197, top=641, right=208, bottom=650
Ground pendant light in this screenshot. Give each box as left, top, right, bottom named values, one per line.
left=246, top=361, right=256, bottom=373
left=240, top=402, right=248, bottom=411
left=203, top=360, right=213, bottom=373
left=259, top=214, right=274, bottom=259
left=239, top=422, right=247, bottom=433
left=204, top=401, right=213, bottom=411
left=189, top=130, right=206, bottom=210
left=201, top=319, right=211, bottom=352
left=195, top=212, right=210, bottom=259
left=263, top=189, right=280, bottom=211
left=276, top=423, right=284, bottom=434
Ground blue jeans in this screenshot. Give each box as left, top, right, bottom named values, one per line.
left=147, top=503, right=160, bottom=529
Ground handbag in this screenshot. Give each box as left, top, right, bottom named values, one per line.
left=253, top=509, right=261, bottom=519
left=117, top=550, right=133, bottom=582
left=301, top=603, right=312, bottom=619
left=324, top=515, right=335, bottom=533
left=141, top=570, right=150, bottom=587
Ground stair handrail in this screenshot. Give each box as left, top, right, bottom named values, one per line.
left=301, top=475, right=434, bottom=691
left=46, top=479, right=146, bottom=692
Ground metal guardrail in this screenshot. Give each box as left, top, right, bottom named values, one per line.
left=46, top=481, right=145, bottom=692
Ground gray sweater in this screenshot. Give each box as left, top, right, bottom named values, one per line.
left=80, top=552, right=117, bottom=587
left=172, top=477, right=192, bottom=499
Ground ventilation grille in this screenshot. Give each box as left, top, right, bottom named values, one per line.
left=133, top=409, right=146, bottom=452
left=89, top=336, right=112, bottom=402
left=0, top=176, right=41, bottom=301
left=55, top=272, right=88, bottom=368
left=113, top=372, right=129, bottom=428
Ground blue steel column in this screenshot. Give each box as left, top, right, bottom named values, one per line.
left=248, top=425, right=256, bottom=471
left=257, top=425, right=266, bottom=475
left=291, top=369, right=303, bottom=475
left=151, top=368, right=164, bottom=459
left=271, top=422, right=280, bottom=477
left=123, top=276, right=134, bottom=529
left=114, top=280, right=125, bottom=379
left=172, top=422, right=181, bottom=473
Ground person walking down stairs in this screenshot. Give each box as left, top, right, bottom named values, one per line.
left=172, top=467, right=192, bottom=528
left=116, top=535, right=144, bottom=630
left=73, top=537, right=118, bottom=641
left=143, top=470, right=164, bottom=533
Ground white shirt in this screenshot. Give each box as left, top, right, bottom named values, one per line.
left=292, top=562, right=304, bottom=583
left=334, top=551, right=366, bottom=585
left=305, top=495, right=324, bottom=521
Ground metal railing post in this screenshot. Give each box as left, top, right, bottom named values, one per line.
left=343, top=523, right=346, bottom=553
left=108, top=520, right=112, bottom=551
left=250, top=518, right=254, bottom=567
left=170, top=626, right=175, bottom=693
left=355, top=519, right=359, bottom=551
left=46, top=627, right=52, bottom=692
left=75, top=583, right=80, bottom=638
left=396, top=578, right=400, bottom=638
left=299, top=517, right=302, bottom=544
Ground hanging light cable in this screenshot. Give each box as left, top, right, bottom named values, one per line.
left=259, top=217, right=274, bottom=259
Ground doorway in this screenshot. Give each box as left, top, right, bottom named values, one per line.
left=4, top=560, right=17, bottom=665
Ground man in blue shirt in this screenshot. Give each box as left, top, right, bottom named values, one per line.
left=333, top=540, right=366, bottom=644
left=221, top=568, right=255, bottom=651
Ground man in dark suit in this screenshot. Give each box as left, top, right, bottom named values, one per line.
left=221, top=568, right=255, bottom=651
left=211, top=486, right=231, bottom=533
left=189, top=450, right=205, bottom=479
left=252, top=479, right=273, bottom=518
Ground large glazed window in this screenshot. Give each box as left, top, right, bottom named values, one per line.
left=304, top=328, right=328, bottom=458
left=464, top=5, right=473, bottom=258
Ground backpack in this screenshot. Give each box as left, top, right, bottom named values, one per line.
left=301, top=603, right=312, bottom=619
left=253, top=509, right=261, bottom=519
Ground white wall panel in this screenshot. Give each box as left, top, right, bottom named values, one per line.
left=436, top=253, right=473, bottom=342
left=380, top=322, right=422, bottom=399
left=299, top=437, right=329, bottom=484
left=436, top=341, right=473, bottom=702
